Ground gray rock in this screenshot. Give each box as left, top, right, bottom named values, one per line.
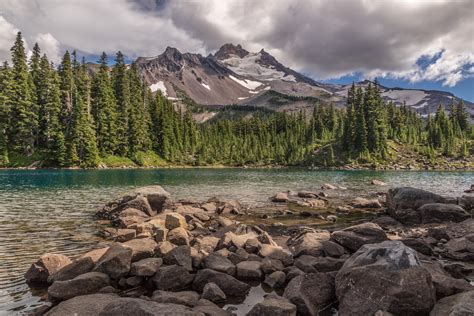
left=418, top=203, right=470, bottom=223
left=203, top=254, right=236, bottom=275
left=387, top=187, right=446, bottom=211
left=236, top=261, right=262, bottom=280
left=423, top=262, right=473, bottom=299
left=153, top=265, right=195, bottom=291
left=330, top=222, right=387, bottom=252
left=294, top=255, right=345, bottom=273
left=122, top=238, right=158, bottom=262
left=44, top=293, right=118, bottom=316
left=336, top=241, right=436, bottom=316
left=264, top=271, right=286, bottom=288
left=163, top=245, right=193, bottom=271
left=201, top=282, right=226, bottom=303
left=93, top=244, right=132, bottom=279
left=321, top=240, right=346, bottom=258
left=429, top=290, right=474, bottom=316
left=261, top=258, right=285, bottom=274
left=48, top=257, right=95, bottom=282
left=283, top=273, right=335, bottom=316
left=193, top=299, right=232, bottom=316
left=444, top=234, right=474, bottom=261
left=401, top=238, right=433, bottom=256
left=48, top=272, right=110, bottom=301
left=193, top=269, right=250, bottom=297
left=98, top=297, right=198, bottom=316
left=248, top=294, right=296, bottom=316
left=125, top=276, right=142, bottom=287
left=130, top=258, right=163, bottom=276
left=227, top=248, right=249, bottom=265
left=25, top=253, right=72, bottom=285
left=283, top=266, right=304, bottom=281
left=152, top=290, right=200, bottom=307
left=287, top=230, right=330, bottom=257
left=258, top=244, right=294, bottom=266
left=119, top=208, right=149, bottom=218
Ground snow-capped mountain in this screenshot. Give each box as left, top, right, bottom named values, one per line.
left=135, top=44, right=473, bottom=118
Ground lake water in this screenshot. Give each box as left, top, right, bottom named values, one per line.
left=0, top=168, right=472, bottom=312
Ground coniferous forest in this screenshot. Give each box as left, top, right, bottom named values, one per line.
left=0, top=33, right=472, bottom=168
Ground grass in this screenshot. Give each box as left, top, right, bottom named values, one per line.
left=101, top=155, right=136, bottom=168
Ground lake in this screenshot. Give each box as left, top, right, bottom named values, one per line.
left=0, top=168, right=472, bottom=312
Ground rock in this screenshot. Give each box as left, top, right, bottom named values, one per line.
left=98, top=297, right=197, bottom=316
left=444, top=234, right=474, bottom=261
left=218, top=231, right=258, bottom=249
left=236, top=261, right=262, bottom=280
left=119, top=208, right=149, bottom=218
left=261, top=258, right=285, bottom=274
left=401, top=238, right=433, bottom=256
left=335, top=241, right=436, bottom=316
left=218, top=200, right=243, bottom=215
left=387, top=187, right=446, bottom=211
left=165, top=213, right=188, bottom=230
left=203, top=254, right=236, bottom=275
left=325, top=215, right=337, bottom=222
left=418, top=203, right=470, bottom=223
left=25, top=253, right=72, bottom=285
left=48, top=257, right=95, bottom=282
left=227, top=248, right=250, bottom=265
left=294, top=255, right=345, bottom=273
left=372, top=216, right=402, bottom=228
left=298, top=191, right=319, bottom=198
left=154, top=241, right=176, bottom=257
left=114, top=229, right=136, bottom=242
left=194, top=236, right=220, bottom=255
left=259, top=244, right=294, bottom=266
left=122, top=238, right=158, bottom=261
left=459, top=194, right=474, bottom=211
left=194, top=299, right=232, bottom=316
left=153, top=265, right=195, bottom=291
left=287, top=230, right=330, bottom=257
left=194, top=212, right=211, bottom=222
left=113, top=215, right=145, bottom=228
left=201, top=202, right=217, bottom=213
left=125, top=186, right=172, bottom=214
left=350, top=197, right=382, bottom=208
left=44, top=293, right=118, bottom=316
left=272, top=192, right=290, bottom=203
left=248, top=294, right=297, bottom=316
left=216, top=216, right=234, bottom=227
left=80, top=247, right=109, bottom=264
left=283, top=273, right=335, bottom=316
left=152, top=290, right=200, bottom=307
left=167, top=227, right=190, bottom=246
left=422, top=262, right=473, bottom=299
left=284, top=266, right=304, bottom=281
left=244, top=238, right=261, bottom=253
left=429, top=290, right=474, bottom=316
left=428, top=227, right=450, bottom=241
left=330, top=222, right=387, bottom=252
left=163, top=245, right=193, bottom=271
left=443, top=262, right=473, bottom=279
left=93, top=244, right=132, bottom=279
left=371, top=179, right=387, bottom=186
left=130, top=258, right=162, bottom=276
left=264, top=271, right=286, bottom=288
left=321, top=183, right=337, bottom=190
left=125, top=276, right=143, bottom=287
left=201, top=282, right=226, bottom=304
left=321, top=240, right=346, bottom=258
left=193, top=269, right=250, bottom=297
left=48, top=272, right=110, bottom=301
left=154, top=227, right=168, bottom=242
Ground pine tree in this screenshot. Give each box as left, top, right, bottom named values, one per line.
left=0, top=62, right=12, bottom=165
left=58, top=51, right=75, bottom=129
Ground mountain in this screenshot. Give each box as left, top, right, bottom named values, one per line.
left=135, top=44, right=473, bottom=119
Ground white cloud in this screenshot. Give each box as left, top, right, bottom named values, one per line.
left=0, top=16, right=19, bottom=63
left=35, top=33, right=61, bottom=64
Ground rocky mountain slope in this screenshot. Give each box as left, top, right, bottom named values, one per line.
left=135, top=44, right=473, bottom=118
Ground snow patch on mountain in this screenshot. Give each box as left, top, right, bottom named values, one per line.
left=382, top=89, right=428, bottom=106
left=229, top=75, right=262, bottom=90
left=201, top=83, right=211, bottom=91
left=223, top=53, right=289, bottom=81
left=150, top=81, right=167, bottom=96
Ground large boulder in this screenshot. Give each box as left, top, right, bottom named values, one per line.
left=248, top=294, right=297, bottom=316
left=48, top=257, right=95, bottom=282
left=193, top=269, right=250, bottom=297
left=444, top=234, right=474, bottom=262
left=287, top=230, right=330, bottom=257
left=430, top=290, right=474, bottom=316
left=163, top=245, right=193, bottom=271
left=387, top=187, right=446, bottom=211
left=25, top=253, right=72, bottom=285
left=122, top=238, right=158, bottom=261
left=98, top=298, right=198, bottom=316
left=48, top=272, right=110, bottom=301
left=44, top=293, right=119, bottom=316
left=418, top=203, right=470, bottom=224
left=153, top=265, right=195, bottom=291
left=203, top=254, right=236, bottom=275
left=283, top=272, right=335, bottom=316
left=93, top=244, right=132, bottom=279
left=336, top=241, right=436, bottom=315
left=422, top=262, right=473, bottom=299
left=330, top=222, right=387, bottom=252
left=130, top=258, right=162, bottom=276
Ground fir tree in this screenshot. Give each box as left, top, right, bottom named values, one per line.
left=0, top=62, right=12, bottom=165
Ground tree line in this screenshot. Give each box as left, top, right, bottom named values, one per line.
left=0, top=32, right=472, bottom=168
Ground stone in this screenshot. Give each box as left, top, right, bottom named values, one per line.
left=130, top=258, right=162, bottom=276
left=283, top=273, right=335, bottom=316
left=298, top=191, right=319, bottom=198
left=122, top=238, right=158, bottom=261
left=294, top=255, right=345, bottom=273
left=25, top=253, right=72, bottom=285
left=194, top=236, right=220, bottom=255
left=264, top=271, right=286, bottom=288
left=201, top=202, right=217, bottom=213
left=125, top=276, right=142, bottom=287
left=125, top=186, right=172, bottom=214
left=350, top=197, right=382, bottom=208
left=119, top=208, right=149, bottom=218
left=387, top=187, right=446, bottom=211
left=165, top=213, right=188, bottom=230
left=248, top=294, right=297, bottom=316
left=48, top=272, right=110, bottom=301
left=80, top=247, right=109, bottom=264
left=418, top=203, right=470, bottom=223
left=154, top=227, right=168, bottom=242
left=272, top=192, right=290, bottom=203
left=48, top=257, right=95, bottom=282
left=152, top=290, right=200, bottom=307
left=201, top=282, right=226, bottom=303
left=371, top=179, right=387, bottom=186
left=228, top=248, right=250, bottom=265
left=321, top=240, right=346, bottom=258
left=163, top=245, right=193, bottom=271
left=443, top=262, right=473, bottom=279
left=167, top=227, right=190, bottom=246
left=154, top=241, right=176, bottom=257
left=98, top=298, right=197, bottom=316
left=444, top=234, right=474, bottom=261
left=236, top=261, right=262, bottom=280
left=261, top=258, right=285, bottom=274
left=114, top=229, right=136, bottom=242
left=93, top=244, right=133, bottom=279
left=121, top=196, right=154, bottom=217
left=193, top=269, right=251, bottom=297
left=194, top=212, right=211, bottom=222
left=113, top=215, right=145, bottom=228
left=401, top=238, right=433, bottom=256
left=245, top=238, right=262, bottom=254
left=422, top=262, right=473, bottom=299
left=459, top=194, right=474, bottom=211
left=44, top=294, right=118, bottom=316
left=372, top=216, right=402, bottom=229
left=330, top=222, right=387, bottom=252
left=259, top=244, right=294, bottom=266
left=429, top=290, right=474, bottom=316
left=305, top=198, right=325, bottom=208
left=203, top=254, right=236, bottom=275
left=321, top=183, right=337, bottom=190
left=216, top=216, right=234, bottom=227
left=153, top=265, right=195, bottom=291
left=219, top=231, right=258, bottom=249
left=287, top=230, right=330, bottom=257
left=284, top=266, right=304, bottom=281
left=335, top=241, right=436, bottom=316
left=193, top=299, right=232, bottom=316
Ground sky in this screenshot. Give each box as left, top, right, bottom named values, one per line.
left=0, top=0, right=473, bottom=101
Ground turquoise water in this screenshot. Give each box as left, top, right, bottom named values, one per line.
left=0, top=168, right=472, bottom=312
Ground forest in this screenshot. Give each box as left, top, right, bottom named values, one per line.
left=0, top=32, right=472, bottom=168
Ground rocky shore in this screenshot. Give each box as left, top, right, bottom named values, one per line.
left=24, top=184, right=474, bottom=315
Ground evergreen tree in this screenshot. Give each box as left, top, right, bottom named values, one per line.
left=0, top=62, right=12, bottom=165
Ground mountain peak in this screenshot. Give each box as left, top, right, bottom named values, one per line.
left=214, top=43, right=249, bottom=60
left=163, top=46, right=182, bottom=59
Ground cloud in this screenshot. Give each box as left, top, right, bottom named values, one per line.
left=0, top=0, right=473, bottom=87
left=0, top=16, right=19, bottom=63
left=35, top=33, right=61, bottom=64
